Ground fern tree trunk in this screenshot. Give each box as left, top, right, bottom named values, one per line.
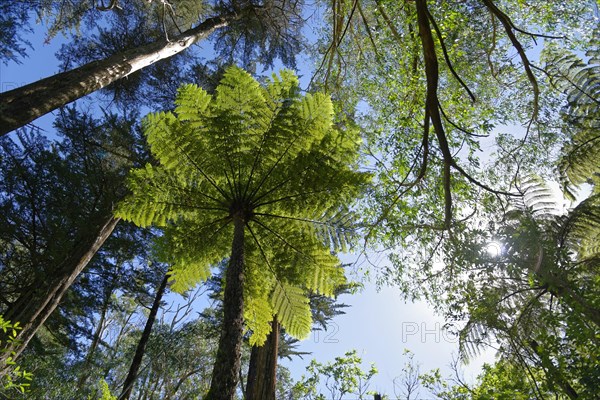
left=245, top=318, right=280, bottom=400
left=120, top=271, right=170, bottom=400
left=0, top=215, right=120, bottom=376
left=0, top=14, right=234, bottom=136
left=206, top=216, right=246, bottom=400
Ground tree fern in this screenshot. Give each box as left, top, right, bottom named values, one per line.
left=544, top=32, right=600, bottom=196
left=115, top=66, right=369, bottom=398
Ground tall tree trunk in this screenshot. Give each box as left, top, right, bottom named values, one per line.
left=245, top=318, right=280, bottom=400
left=0, top=215, right=120, bottom=375
left=119, top=271, right=170, bottom=400
left=0, top=14, right=235, bottom=136
left=206, top=216, right=246, bottom=400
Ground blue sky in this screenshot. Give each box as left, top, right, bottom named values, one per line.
left=1, top=17, right=497, bottom=398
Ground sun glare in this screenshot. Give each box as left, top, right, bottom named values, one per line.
left=485, top=241, right=502, bottom=257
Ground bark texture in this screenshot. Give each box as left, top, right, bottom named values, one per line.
left=0, top=216, right=120, bottom=374
left=246, top=318, right=280, bottom=400
left=0, top=14, right=234, bottom=136
left=205, top=216, right=246, bottom=400
left=119, top=271, right=170, bottom=400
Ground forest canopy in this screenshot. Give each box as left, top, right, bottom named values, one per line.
left=0, top=0, right=598, bottom=398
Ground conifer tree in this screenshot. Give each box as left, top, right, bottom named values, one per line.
left=116, top=66, right=369, bottom=399
left=0, top=111, right=148, bottom=373
left=0, top=0, right=304, bottom=136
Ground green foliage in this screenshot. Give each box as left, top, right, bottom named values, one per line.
left=117, top=66, right=368, bottom=345
left=419, top=358, right=566, bottom=400
left=443, top=177, right=600, bottom=398
left=0, top=316, right=32, bottom=395
left=98, top=379, right=117, bottom=400
left=269, top=282, right=311, bottom=342
left=0, top=1, right=30, bottom=64
left=544, top=31, right=600, bottom=197
left=291, top=350, right=378, bottom=400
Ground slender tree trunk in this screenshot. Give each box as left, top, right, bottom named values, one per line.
left=0, top=215, right=120, bottom=375
left=76, top=286, right=113, bottom=391
left=246, top=318, right=280, bottom=400
left=119, top=271, right=170, bottom=400
left=206, top=216, right=246, bottom=400
left=0, top=14, right=235, bottom=136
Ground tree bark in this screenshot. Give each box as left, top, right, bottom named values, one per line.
left=245, top=318, right=280, bottom=400
left=0, top=14, right=235, bottom=136
left=206, top=216, right=246, bottom=400
left=119, top=271, right=170, bottom=400
left=0, top=215, right=120, bottom=375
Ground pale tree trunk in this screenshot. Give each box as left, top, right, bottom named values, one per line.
left=0, top=216, right=120, bottom=375
left=245, top=318, right=280, bottom=400
left=119, top=271, right=170, bottom=400
left=76, top=286, right=113, bottom=391
left=0, top=14, right=235, bottom=136
left=206, top=216, right=246, bottom=400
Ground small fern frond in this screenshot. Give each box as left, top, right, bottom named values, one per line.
left=245, top=291, right=274, bottom=346
left=458, top=320, right=489, bottom=362
left=158, top=219, right=232, bottom=293
left=270, top=281, right=312, bottom=340
left=168, top=258, right=213, bottom=294
left=511, top=176, right=559, bottom=218
left=115, top=164, right=185, bottom=227
left=303, top=254, right=346, bottom=298
left=175, top=83, right=212, bottom=123
left=311, top=206, right=361, bottom=253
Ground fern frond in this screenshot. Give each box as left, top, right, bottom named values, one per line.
left=544, top=38, right=600, bottom=194
left=270, top=281, right=312, bottom=340
left=175, top=83, right=212, bottom=123
left=115, top=164, right=185, bottom=227
left=510, top=176, right=559, bottom=218
left=168, top=258, right=213, bottom=294
left=158, top=219, right=233, bottom=293
left=563, top=193, right=600, bottom=259
left=458, top=320, right=489, bottom=362
left=245, top=291, right=274, bottom=346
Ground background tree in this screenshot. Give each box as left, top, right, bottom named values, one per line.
left=308, top=0, right=596, bottom=243
left=291, top=350, right=378, bottom=400
left=0, top=1, right=30, bottom=64
left=402, top=33, right=600, bottom=399
left=245, top=283, right=353, bottom=400
left=419, top=357, right=567, bottom=400
left=0, top=112, right=152, bottom=372
left=0, top=0, right=305, bottom=136
left=119, top=269, right=170, bottom=400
